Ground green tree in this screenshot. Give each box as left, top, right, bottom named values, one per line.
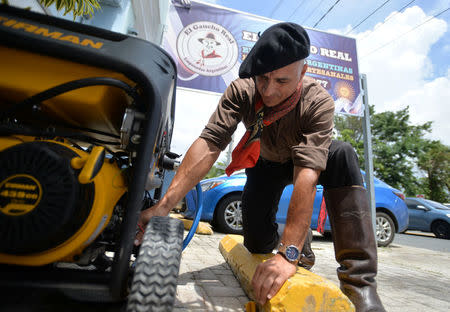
left=2, top=0, right=100, bottom=17
left=334, top=106, right=432, bottom=196
left=41, top=0, right=100, bottom=17
left=418, top=141, right=450, bottom=202
left=370, top=106, right=431, bottom=195
left=205, top=161, right=226, bottom=179
left=334, top=112, right=365, bottom=168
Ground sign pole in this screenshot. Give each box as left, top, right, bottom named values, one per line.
left=361, top=74, right=377, bottom=239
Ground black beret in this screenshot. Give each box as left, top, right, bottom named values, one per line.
left=239, top=22, right=310, bottom=78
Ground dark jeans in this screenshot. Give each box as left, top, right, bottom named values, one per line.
left=242, top=140, right=363, bottom=253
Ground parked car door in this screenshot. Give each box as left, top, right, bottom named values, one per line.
left=277, top=185, right=325, bottom=229
left=405, top=198, right=429, bottom=231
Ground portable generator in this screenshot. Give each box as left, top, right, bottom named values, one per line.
left=0, top=4, right=184, bottom=311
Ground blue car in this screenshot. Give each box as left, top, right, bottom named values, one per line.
left=183, top=171, right=409, bottom=247
left=404, top=197, right=450, bottom=239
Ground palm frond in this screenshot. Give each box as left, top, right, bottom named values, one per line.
left=39, top=0, right=100, bottom=17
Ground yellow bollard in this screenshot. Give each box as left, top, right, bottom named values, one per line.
left=220, top=234, right=355, bottom=312
left=170, top=213, right=213, bottom=235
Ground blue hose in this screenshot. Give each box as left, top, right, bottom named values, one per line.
left=182, top=183, right=203, bottom=250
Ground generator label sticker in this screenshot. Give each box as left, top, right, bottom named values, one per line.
left=0, top=174, right=42, bottom=216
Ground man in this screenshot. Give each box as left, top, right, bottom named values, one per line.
left=137, top=22, right=385, bottom=312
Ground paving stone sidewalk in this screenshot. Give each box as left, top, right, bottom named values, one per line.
left=175, top=232, right=250, bottom=311
left=175, top=231, right=450, bottom=312
left=1, top=230, right=448, bottom=311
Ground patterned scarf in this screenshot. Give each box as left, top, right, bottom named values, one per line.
left=317, top=197, right=328, bottom=234
left=225, top=81, right=303, bottom=176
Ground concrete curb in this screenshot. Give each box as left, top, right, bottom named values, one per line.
left=180, top=218, right=213, bottom=235
left=170, top=213, right=213, bottom=235
left=404, top=231, right=436, bottom=238
left=219, top=234, right=355, bottom=312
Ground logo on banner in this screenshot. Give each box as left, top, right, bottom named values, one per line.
left=333, top=81, right=360, bottom=114
left=177, top=21, right=238, bottom=76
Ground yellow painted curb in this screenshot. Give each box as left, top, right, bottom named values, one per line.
left=170, top=213, right=213, bottom=235
left=180, top=218, right=213, bottom=235
left=219, top=235, right=355, bottom=312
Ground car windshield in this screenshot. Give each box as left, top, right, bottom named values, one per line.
left=423, top=199, right=450, bottom=210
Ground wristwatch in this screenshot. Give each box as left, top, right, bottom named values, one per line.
left=277, top=242, right=301, bottom=265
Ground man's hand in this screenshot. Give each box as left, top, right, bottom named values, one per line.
left=134, top=202, right=168, bottom=246
left=251, top=253, right=297, bottom=305
left=134, top=138, right=221, bottom=246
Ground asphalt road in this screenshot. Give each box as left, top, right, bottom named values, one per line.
left=393, top=231, right=450, bottom=253
left=311, top=228, right=450, bottom=253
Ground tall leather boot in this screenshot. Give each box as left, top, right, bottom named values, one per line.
left=324, top=186, right=386, bottom=312
left=299, top=228, right=315, bottom=270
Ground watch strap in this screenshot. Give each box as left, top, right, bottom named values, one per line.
left=277, top=242, right=301, bottom=264
left=277, top=250, right=299, bottom=265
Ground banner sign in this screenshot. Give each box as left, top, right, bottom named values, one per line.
left=163, top=1, right=362, bottom=116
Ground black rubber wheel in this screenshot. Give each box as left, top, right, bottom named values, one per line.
left=214, top=193, right=243, bottom=234
left=126, top=216, right=183, bottom=312
left=431, top=220, right=450, bottom=239
left=376, top=212, right=395, bottom=247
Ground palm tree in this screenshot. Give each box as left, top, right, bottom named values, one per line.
left=1, top=0, right=101, bottom=18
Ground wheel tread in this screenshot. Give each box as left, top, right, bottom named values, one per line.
left=126, top=216, right=183, bottom=312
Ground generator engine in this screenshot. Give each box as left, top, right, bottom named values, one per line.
left=0, top=136, right=126, bottom=266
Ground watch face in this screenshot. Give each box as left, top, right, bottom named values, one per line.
left=285, top=245, right=300, bottom=261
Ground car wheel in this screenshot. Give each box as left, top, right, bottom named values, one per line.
left=376, top=212, right=395, bottom=247
left=431, top=220, right=450, bottom=239
left=214, top=194, right=243, bottom=234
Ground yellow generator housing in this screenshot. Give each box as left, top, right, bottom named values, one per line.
left=0, top=4, right=182, bottom=306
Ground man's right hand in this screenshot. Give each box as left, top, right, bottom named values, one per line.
left=134, top=202, right=169, bottom=246
left=134, top=138, right=221, bottom=246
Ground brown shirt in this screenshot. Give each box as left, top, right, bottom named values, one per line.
left=199, top=76, right=335, bottom=171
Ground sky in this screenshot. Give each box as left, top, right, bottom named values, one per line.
left=169, top=0, right=450, bottom=160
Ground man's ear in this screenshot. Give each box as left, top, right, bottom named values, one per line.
left=300, top=63, right=308, bottom=80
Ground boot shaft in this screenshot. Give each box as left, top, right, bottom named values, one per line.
left=324, top=186, right=385, bottom=312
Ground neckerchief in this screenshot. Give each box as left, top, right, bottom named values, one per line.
left=317, top=197, right=328, bottom=234
left=225, top=81, right=303, bottom=176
